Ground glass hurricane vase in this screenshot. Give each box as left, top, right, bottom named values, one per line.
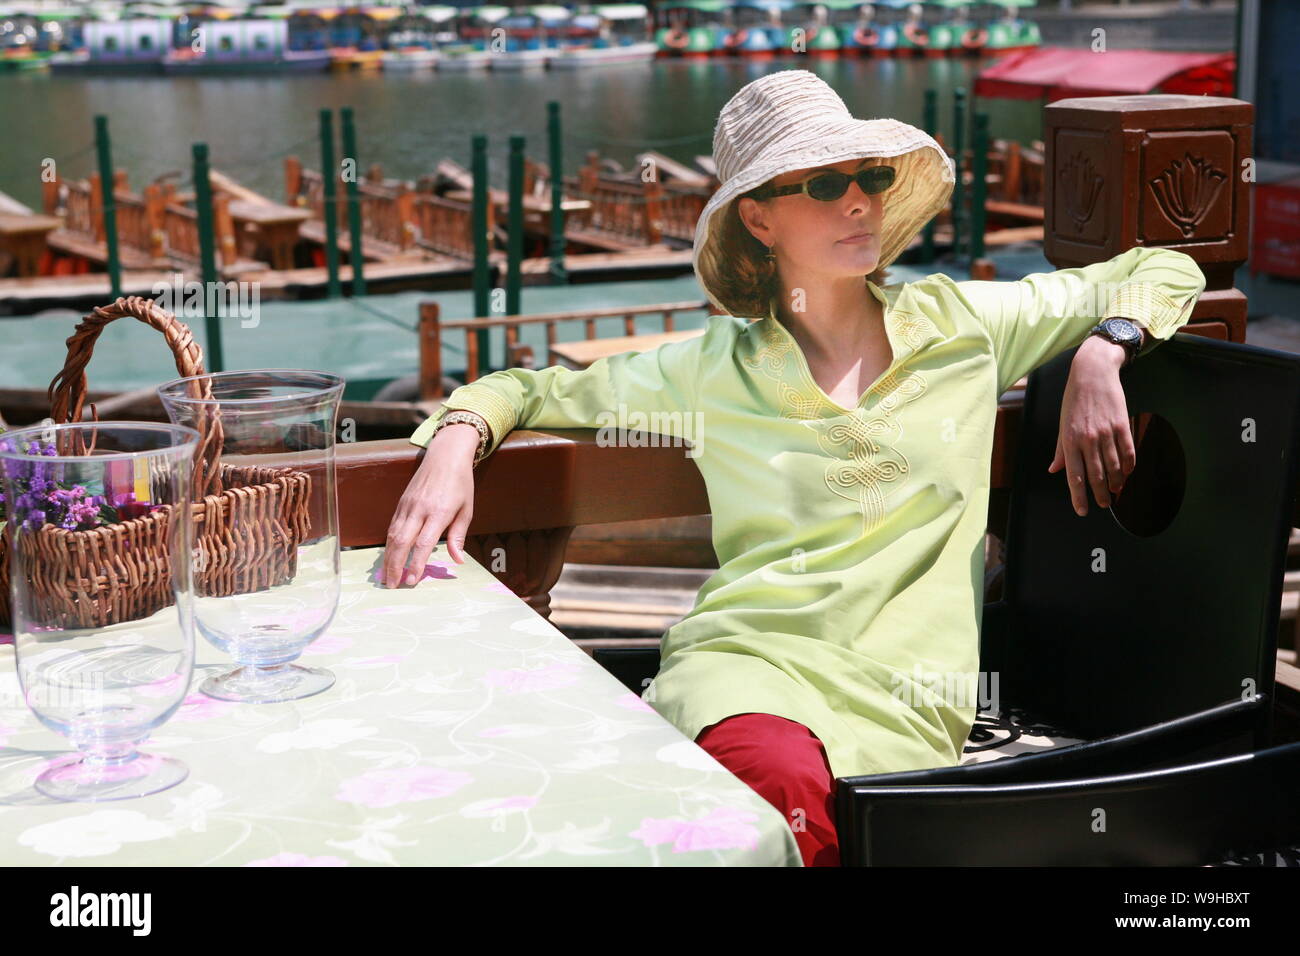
left=157, top=369, right=344, bottom=704
left=0, top=421, right=200, bottom=801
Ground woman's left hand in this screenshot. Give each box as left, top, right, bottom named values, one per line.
left=1048, top=336, right=1135, bottom=516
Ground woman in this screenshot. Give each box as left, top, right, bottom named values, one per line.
left=383, top=70, right=1206, bottom=867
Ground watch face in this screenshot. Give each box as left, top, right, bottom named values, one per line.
left=1102, top=318, right=1141, bottom=345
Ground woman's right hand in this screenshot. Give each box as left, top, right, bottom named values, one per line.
left=382, top=422, right=480, bottom=588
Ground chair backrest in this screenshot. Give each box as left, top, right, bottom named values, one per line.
left=996, top=333, right=1300, bottom=741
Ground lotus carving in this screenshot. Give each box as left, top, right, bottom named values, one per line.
left=1058, top=152, right=1103, bottom=234
left=1149, top=152, right=1227, bottom=238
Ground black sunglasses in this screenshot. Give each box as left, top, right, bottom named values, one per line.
left=746, top=164, right=897, bottom=202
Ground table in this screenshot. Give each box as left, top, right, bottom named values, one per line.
left=227, top=201, right=311, bottom=271
left=0, top=213, right=61, bottom=278
left=0, top=546, right=800, bottom=866
left=549, top=328, right=706, bottom=371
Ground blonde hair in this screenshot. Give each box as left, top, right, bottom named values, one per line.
left=710, top=194, right=889, bottom=319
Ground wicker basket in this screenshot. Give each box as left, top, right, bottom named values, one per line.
left=0, top=296, right=312, bottom=630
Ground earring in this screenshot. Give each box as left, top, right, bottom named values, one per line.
left=764, top=243, right=776, bottom=262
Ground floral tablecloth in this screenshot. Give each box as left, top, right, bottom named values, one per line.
left=0, top=547, right=801, bottom=867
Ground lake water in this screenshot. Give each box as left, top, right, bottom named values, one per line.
left=0, top=56, right=1040, bottom=210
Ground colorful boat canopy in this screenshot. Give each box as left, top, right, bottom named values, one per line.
left=180, top=2, right=250, bottom=18
left=3, top=4, right=85, bottom=17
left=130, top=3, right=197, bottom=14
left=732, top=0, right=795, bottom=10
left=976, top=46, right=1236, bottom=101
left=594, top=3, right=649, bottom=18
left=528, top=5, right=574, bottom=21
left=659, top=0, right=729, bottom=11
left=465, top=5, right=512, bottom=22
left=180, top=7, right=243, bottom=19
left=418, top=5, right=460, bottom=22
left=788, top=0, right=867, bottom=8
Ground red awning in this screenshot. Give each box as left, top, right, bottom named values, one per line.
left=974, top=46, right=1236, bottom=102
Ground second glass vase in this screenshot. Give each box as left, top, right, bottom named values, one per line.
left=157, top=369, right=344, bottom=704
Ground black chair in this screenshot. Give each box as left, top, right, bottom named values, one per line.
left=837, top=331, right=1300, bottom=865
left=596, top=332, right=1300, bottom=866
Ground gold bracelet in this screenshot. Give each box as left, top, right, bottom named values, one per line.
left=434, top=410, right=491, bottom=466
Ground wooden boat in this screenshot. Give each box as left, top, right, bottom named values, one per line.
left=33, top=167, right=272, bottom=278
left=0, top=190, right=60, bottom=280
left=0, top=107, right=1050, bottom=308
left=512, top=149, right=712, bottom=252
left=283, top=156, right=474, bottom=270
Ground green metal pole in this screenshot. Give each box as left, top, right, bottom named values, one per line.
left=471, top=135, right=491, bottom=368
left=93, top=115, right=122, bottom=299
left=192, top=142, right=224, bottom=373
left=920, top=89, right=937, bottom=265
left=319, top=108, right=341, bottom=299
left=951, top=87, right=966, bottom=262
left=547, top=101, right=567, bottom=284
left=970, top=112, right=989, bottom=265
left=340, top=107, right=366, bottom=297
left=507, top=135, right=524, bottom=320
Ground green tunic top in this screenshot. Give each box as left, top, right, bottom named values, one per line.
left=410, top=247, right=1207, bottom=779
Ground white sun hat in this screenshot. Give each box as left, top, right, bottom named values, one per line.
left=693, top=69, right=955, bottom=317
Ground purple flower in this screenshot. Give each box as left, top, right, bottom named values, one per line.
left=1, top=446, right=123, bottom=533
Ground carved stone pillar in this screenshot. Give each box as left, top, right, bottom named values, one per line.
left=1043, top=95, right=1254, bottom=342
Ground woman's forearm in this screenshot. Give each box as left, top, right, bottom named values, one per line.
left=1073, top=333, right=1130, bottom=372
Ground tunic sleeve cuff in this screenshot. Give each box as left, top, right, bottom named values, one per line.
left=410, top=385, right=517, bottom=463
left=1100, top=282, right=1191, bottom=341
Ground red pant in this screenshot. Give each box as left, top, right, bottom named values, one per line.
left=695, top=712, right=840, bottom=867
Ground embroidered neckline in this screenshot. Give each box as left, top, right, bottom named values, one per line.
left=742, top=278, right=942, bottom=535
left=757, top=279, right=942, bottom=414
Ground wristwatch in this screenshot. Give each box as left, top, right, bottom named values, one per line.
left=1087, top=317, right=1144, bottom=368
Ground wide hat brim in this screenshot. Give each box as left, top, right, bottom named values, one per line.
left=693, top=116, right=955, bottom=317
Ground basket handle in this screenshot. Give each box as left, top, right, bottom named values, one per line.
left=46, top=295, right=225, bottom=500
